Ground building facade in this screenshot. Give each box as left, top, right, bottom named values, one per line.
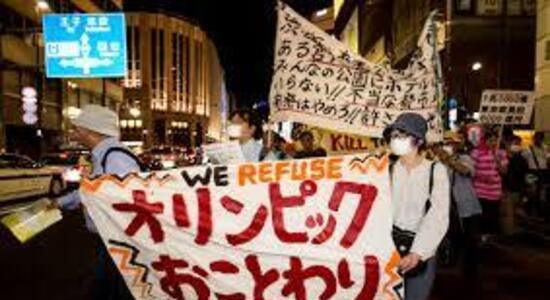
left=535, top=0, right=550, bottom=131
left=333, top=0, right=536, bottom=118
left=121, top=12, right=225, bottom=148
left=0, top=0, right=124, bottom=158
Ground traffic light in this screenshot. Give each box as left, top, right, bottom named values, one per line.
left=21, top=87, right=38, bottom=125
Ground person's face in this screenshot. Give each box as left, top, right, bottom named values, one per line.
left=509, top=139, right=522, bottom=153
left=230, top=114, right=255, bottom=142
left=69, top=126, right=93, bottom=148
left=486, top=135, right=496, bottom=147
left=534, top=133, right=544, bottom=146
left=300, top=135, right=314, bottom=151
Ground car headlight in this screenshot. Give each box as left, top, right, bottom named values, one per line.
left=63, top=168, right=82, bottom=182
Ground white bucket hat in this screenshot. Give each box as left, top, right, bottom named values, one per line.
left=72, top=105, right=120, bottom=138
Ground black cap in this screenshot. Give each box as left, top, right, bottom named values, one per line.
left=383, top=112, right=428, bottom=142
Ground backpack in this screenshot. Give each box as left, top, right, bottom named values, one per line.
left=101, top=147, right=148, bottom=173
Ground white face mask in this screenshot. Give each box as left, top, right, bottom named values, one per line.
left=390, top=137, right=414, bottom=156
left=443, top=145, right=454, bottom=155
left=227, top=124, right=242, bottom=138
left=510, top=145, right=522, bottom=153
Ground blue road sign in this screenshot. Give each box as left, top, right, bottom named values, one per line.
left=43, top=13, right=127, bottom=78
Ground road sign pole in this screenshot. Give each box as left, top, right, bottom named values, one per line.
left=0, top=35, right=5, bottom=151
left=102, top=78, right=106, bottom=106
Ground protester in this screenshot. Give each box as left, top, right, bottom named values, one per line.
left=50, top=105, right=140, bottom=300
left=260, top=131, right=289, bottom=161
left=436, top=136, right=482, bottom=279
left=228, top=109, right=264, bottom=162
left=470, top=129, right=508, bottom=241
left=294, top=131, right=327, bottom=159
left=521, top=132, right=549, bottom=219
left=384, top=113, right=450, bottom=300
left=505, top=135, right=529, bottom=227
left=522, top=132, right=548, bottom=170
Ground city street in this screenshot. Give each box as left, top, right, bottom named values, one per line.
left=1, top=0, right=550, bottom=299
left=1, top=204, right=549, bottom=300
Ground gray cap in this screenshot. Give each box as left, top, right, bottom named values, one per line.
left=383, top=112, right=427, bottom=142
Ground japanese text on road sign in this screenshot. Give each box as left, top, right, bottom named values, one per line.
left=43, top=13, right=127, bottom=78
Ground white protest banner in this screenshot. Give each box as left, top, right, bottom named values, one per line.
left=81, top=154, right=403, bottom=300
left=478, top=90, right=535, bottom=125
left=269, top=3, right=443, bottom=142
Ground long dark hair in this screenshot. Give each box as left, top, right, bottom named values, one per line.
left=230, top=109, right=264, bottom=140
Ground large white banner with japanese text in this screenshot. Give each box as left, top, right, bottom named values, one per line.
left=269, top=4, right=443, bottom=142
left=81, top=154, right=403, bottom=300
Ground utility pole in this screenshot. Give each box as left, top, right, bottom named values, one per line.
left=35, top=32, right=44, bottom=158
left=0, top=34, right=5, bottom=151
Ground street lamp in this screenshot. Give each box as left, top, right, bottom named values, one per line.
left=36, top=0, right=50, bottom=12
left=315, top=8, right=328, bottom=17
left=471, top=62, right=482, bottom=72
left=129, top=107, right=141, bottom=118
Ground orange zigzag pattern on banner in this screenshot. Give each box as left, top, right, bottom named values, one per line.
left=383, top=251, right=402, bottom=300
left=109, top=247, right=153, bottom=299
left=81, top=173, right=175, bottom=193
left=349, top=155, right=389, bottom=174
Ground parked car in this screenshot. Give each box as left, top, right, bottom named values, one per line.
left=143, top=146, right=183, bottom=170
left=137, top=152, right=163, bottom=171
left=0, top=154, right=65, bottom=203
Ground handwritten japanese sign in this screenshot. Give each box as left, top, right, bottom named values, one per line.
left=294, top=124, right=377, bottom=155
left=43, top=13, right=127, bottom=78
left=478, top=90, right=535, bottom=125
left=81, top=154, right=403, bottom=300
left=269, top=4, right=443, bottom=142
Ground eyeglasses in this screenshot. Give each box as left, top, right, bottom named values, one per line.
left=389, top=130, right=409, bottom=139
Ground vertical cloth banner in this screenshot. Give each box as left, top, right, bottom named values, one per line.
left=269, top=3, right=443, bottom=142
left=478, top=89, right=535, bottom=125
left=81, top=154, right=403, bottom=299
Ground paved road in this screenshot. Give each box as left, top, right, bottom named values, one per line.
left=1, top=209, right=549, bottom=300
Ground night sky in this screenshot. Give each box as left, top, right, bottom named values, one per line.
left=125, top=0, right=332, bottom=108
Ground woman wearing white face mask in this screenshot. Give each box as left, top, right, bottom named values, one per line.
left=228, top=109, right=264, bottom=162
left=383, top=113, right=450, bottom=300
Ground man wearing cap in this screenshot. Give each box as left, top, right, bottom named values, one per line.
left=384, top=113, right=450, bottom=300
left=52, top=104, right=139, bottom=299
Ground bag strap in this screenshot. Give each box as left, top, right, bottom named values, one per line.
left=530, top=146, right=541, bottom=169
left=424, top=161, right=437, bottom=214
left=101, top=147, right=145, bottom=173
